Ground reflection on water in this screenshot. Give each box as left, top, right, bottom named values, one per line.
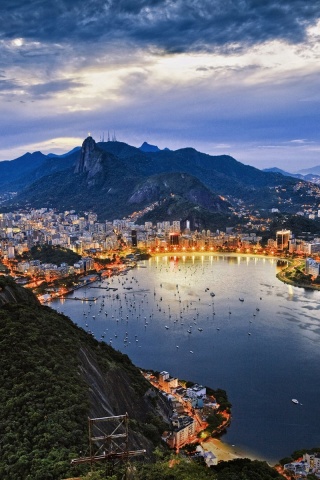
left=51, top=254, right=320, bottom=464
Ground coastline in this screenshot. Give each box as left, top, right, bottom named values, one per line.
left=151, top=251, right=278, bottom=260
left=201, top=437, right=266, bottom=463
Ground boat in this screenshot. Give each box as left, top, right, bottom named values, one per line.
left=239, top=298, right=244, bottom=302
left=292, top=398, right=299, bottom=404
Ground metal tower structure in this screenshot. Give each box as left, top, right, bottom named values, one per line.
left=71, top=414, right=146, bottom=476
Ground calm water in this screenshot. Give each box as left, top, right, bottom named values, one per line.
left=51, top=254, right=320, bottom=463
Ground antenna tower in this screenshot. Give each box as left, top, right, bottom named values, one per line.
left=71, top=414, right=146, bottom=477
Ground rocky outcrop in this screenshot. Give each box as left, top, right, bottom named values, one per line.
left=0, top=276, right=40, bottom=307
left=74, top=136, right=103, bottom=177
left=78, top=346, right=163, bottom=454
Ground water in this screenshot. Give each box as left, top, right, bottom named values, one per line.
left=50, top=254, right=320, bottom=463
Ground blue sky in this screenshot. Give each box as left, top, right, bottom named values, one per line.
left=1, top=0, right=320, bottom=171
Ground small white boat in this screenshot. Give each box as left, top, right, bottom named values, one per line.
left=292, top=398, right=299, bottom=404
left=239, top=298, right=244, bottom=302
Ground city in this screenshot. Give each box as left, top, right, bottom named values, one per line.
left=2, top=208, right=320, bottom=301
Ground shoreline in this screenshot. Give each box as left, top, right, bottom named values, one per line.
left=151, top=251, right=279, bottom=260
left=201, top=437, right=269, bottom=464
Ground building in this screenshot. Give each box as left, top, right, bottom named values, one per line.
left=305, top=258, right=320, bottom=277
left=172, top=221, right=181, bottom=232
left=131, top=230, right=137, bottom=247
left=167, top=415, right=196, bottom=449
left=303, top=452, right=320, bottom=474
left=195, top=445, right=218, bottom=467
left=276, top=229, right=292, bottom=251
left=169, top=233, right=180, bottom=246
left=306, top=242, right=320, bottom=255
left=158, top=371, right=178, bottom=393
left=186, top=384, right=206, bottom=399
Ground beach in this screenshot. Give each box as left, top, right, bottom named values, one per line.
left=201, top=437, right=262, bottom=463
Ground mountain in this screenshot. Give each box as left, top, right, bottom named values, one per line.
left=264, top=167, right=320, bottom=185
left=139, top=142, right=170, bottom=152
left=0, top=151, right=48, bottom=191
left=47, top=146, right=81, bottom=158
left=0, top=276, right=169, bottom=479
left=263, top=167, right=302, bottom=178
left=3, top=136, right=318, bottom=227
left=139, top=141, right=161, bottom=152
left=12, top=137, right=231, bottom=228
left=0, top=149, right=80, bottom=193
left=298, top=165, right=320, bottom=176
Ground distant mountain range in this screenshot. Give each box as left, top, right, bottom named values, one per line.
left=263, top=167, right=320, bottom=184
left=1, top=137, right=319, bottom=229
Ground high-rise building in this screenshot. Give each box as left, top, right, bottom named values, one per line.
left=276, top=229, right=291, bottom=251
left=131, top=230, right=137, bottom=247
left=170, top=233, right=180, bottom=245
left=172, top=221, right=181, bottom=232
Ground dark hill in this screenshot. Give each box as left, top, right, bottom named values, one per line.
left=0, top=149, right=80, bottom=193
left=0, top=151, right=48, bottom=191
left=0, top=276, right=169, bottom=479
left=3, top=136, right=314, bottom=225
left=13, top=138, right=231, bottom=226
left=97, top=139, right=298, bottom=198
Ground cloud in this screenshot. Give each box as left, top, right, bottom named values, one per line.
left=0, top=0, right=320, bottom=172
left=27, top=79, right=85, bottom=98
left=1, top=0, right=320, bottom=54
left=0, top=78, right=22, bottom=92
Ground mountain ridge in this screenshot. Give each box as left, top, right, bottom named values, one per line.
left=2, top=136, right=318, bottom=229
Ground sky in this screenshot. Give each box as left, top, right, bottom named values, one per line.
left=1, top=0, right=320, bottom=171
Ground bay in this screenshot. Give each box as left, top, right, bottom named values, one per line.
left=50, top=254, right=320, bottom=463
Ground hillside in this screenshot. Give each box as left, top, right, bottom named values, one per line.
left=3, top=136, right=317, bottom=227
left=12, top=137, right=231, bottom=227
left=0, top=149, right=80, bottom=193
left=0, top=276, right=168, bottom=480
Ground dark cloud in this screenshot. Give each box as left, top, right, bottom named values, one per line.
left=27, top=79, right=85, bottom=98
left=1, top=0, right=319, bottom=54
left=0, top=79, right=21, bottom=92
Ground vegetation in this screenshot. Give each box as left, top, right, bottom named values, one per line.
left=0, top=302, right=89, bottom=479
left=8, top=138, right=317, bottom=227
left=77, top=456, right=285, bottom=479
left=267, top=214, right=320, bottom=239
left=279, top=447, right=320, bottom=465
left=28, top=244, right=81, bottom=265
left=205, top=412, right=227, bottom=434
left=206, top=388, right=232, bottom=413
left=0, top=261, right=10, bottom=274
left=211, top=458, right=284, bottom=479
left=0, top=277, right=163, bottom=479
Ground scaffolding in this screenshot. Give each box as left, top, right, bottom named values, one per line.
left=71, top=414, right=146, bottom=476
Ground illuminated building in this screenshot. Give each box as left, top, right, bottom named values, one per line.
left=276, top=229, right=291, bottom=251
